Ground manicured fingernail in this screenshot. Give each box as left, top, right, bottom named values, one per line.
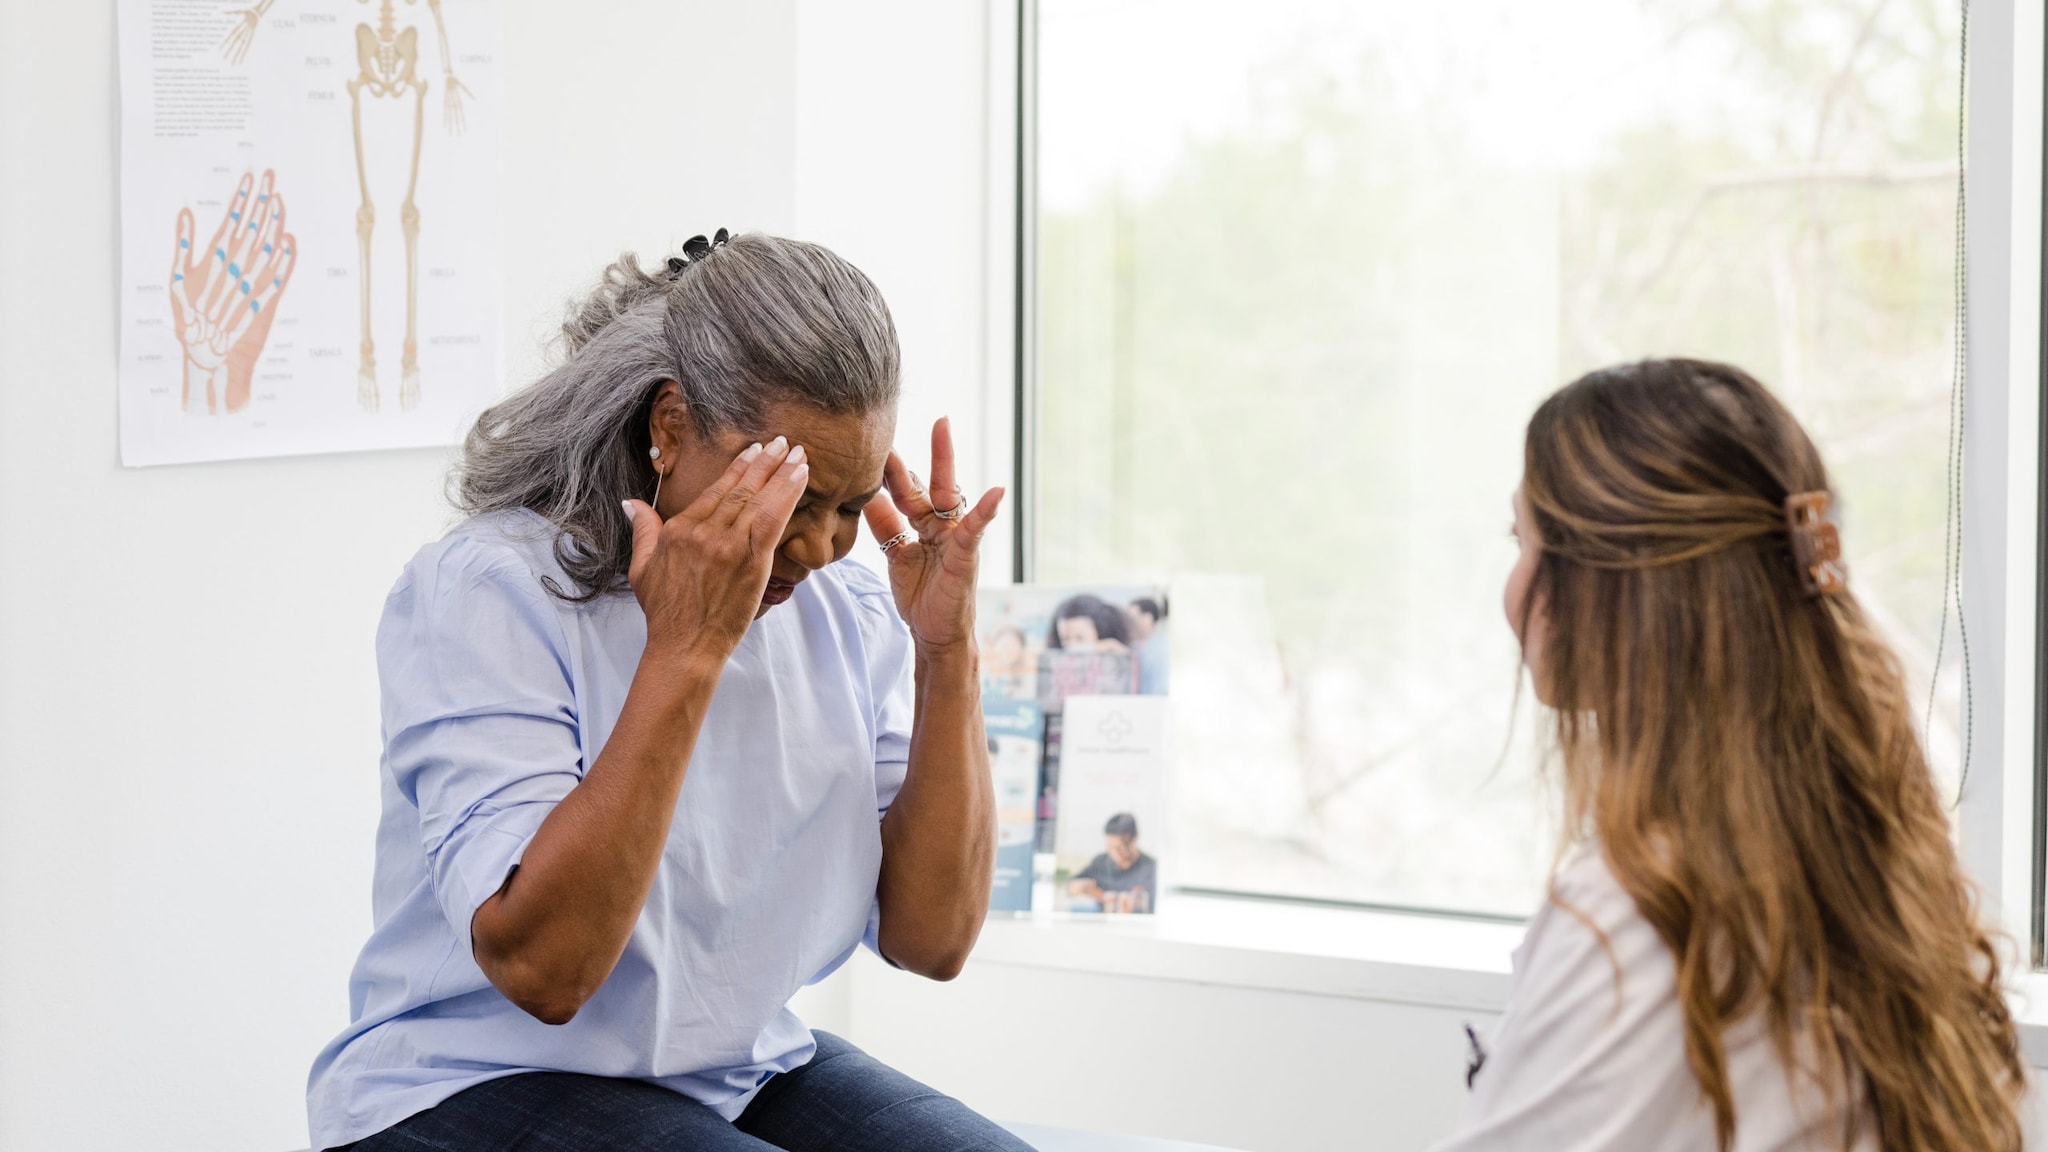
left=620, top=500, right=635, bottom=520
left=742, top=442, right=763, bottom=461
left=788, top=445, right=806, bottom=467
left=768, top=435, right=788, bottom=453
left=792, top=463, right=810, bottom=484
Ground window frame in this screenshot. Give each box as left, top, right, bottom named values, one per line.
left=990, top=0, right=2048, bottom=951
left=1957, top=0, right=2046, bottom=970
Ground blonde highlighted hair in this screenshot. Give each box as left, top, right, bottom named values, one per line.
left=1521, top=359, right=2023, bottom=1150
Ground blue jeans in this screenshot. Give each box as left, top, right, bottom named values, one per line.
left=341, top=1031, right=1033, bottom=1152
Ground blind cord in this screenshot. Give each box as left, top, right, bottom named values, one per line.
left=1933, top=0, right=1973, bottom=808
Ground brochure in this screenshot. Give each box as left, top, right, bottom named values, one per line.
left=1052, top=694, right=1170, bottom=914
left=977, top=585, right=1169, bottom=877
left=983, top=686, right=1043, bottom=913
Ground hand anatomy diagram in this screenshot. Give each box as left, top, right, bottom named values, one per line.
left=169, top=169, right=299, bottom=415
left=222, top=0, right=474, bottom=413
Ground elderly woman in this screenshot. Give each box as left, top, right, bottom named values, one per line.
left=307, top=232, right=1028, bottom=1152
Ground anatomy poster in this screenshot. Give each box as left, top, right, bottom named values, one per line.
left=117, top=0, right=503, bottom=466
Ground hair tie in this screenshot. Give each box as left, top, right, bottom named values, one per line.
left=1784, top=492, right=1847, bottom=596
left=679, top=228, right=732, bottom=265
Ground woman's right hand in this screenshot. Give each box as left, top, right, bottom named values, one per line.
left=620, top=437, right=808, bottom=663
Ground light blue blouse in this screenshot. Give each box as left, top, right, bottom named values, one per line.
left=306, top=510, right=913, bottom=1150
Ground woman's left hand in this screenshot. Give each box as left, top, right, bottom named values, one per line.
left=864, top=417, right=1006, bottom=655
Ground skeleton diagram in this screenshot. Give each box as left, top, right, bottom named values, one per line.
left=223, top=0, right=473, bottom=412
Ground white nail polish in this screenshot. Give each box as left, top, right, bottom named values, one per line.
left=742, top=442, right=763, bottom=461
left=769, top=435, right=788, bottom=452
left=620, top=500, right=635, bottom=520
left=789, top=445, right=807, bottom=466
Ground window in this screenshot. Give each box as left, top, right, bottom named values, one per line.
left=1027, top=0, right=1967, bottom=917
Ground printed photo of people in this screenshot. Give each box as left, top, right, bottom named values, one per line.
left=1066, top=812, right=1158, bottom=914
left=1050, top=693, right=1169, bottom=914
left=975, top=585, right=1169, bottom=860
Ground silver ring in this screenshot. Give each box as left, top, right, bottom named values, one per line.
left=932, top=502, right=968, bottom=521
left=879, top=531, right=915, bottom=553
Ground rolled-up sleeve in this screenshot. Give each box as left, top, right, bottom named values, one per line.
left=378, top=537, right=582, bottom=938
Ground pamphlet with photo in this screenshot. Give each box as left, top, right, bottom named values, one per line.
left=1053, top=694, right=1170, bottom=914
left=975, top=584, right=1169, bottom=911
left=983, top=687, right=1042, bottom=913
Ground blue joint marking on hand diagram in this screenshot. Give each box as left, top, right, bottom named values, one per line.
left=272, top=276, right=282, bottom=287
left=215, top=248, right=226, bottom=261
left=262, top=244, right=273, bottom=253
left=240, top=281, right=251, bottom=294
left=250, top=300, right=262, bottom=313
left=231, top=212, right=241, bottom=222
left=229, top=263, right=241, bottom=278
left=173, top=273, right=184, bottom=281
left=179, top=238, right=189, bottom=249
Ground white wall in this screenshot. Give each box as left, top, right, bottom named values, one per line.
left=838, top=950, right=1486, bottom=1152
left=793, top=0, right=1010, bottom=577
left=0, top=3, right=798, bottom=1150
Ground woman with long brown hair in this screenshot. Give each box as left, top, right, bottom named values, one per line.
left=1431, top=360, right=2024, bottom=1151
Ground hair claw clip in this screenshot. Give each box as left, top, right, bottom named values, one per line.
left=1784, top=492, right=1847, bottom=596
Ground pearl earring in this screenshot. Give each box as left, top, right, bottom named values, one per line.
left=648, top=445, right=666, bottom=512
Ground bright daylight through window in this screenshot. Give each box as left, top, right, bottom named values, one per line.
left=1031, top=0, right=1965, bottom=917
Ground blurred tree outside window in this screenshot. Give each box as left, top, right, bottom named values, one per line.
left=1034, top=0, right=1963, bottom=917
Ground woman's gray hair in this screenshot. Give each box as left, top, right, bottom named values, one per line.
left=453, top=232, right=901, bottom=600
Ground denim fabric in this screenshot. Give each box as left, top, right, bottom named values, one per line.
left=341, top=1032, right=1033, bottom=1152
left=736, top=1031, right=1033, bottom=1152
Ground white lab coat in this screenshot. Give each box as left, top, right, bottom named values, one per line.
left=1429, top=845, right=1873, bottom=1152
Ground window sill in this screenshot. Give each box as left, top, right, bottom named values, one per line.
left=2007, top=973, right=2048, bottom=1067
left=972, top=893, right=1519, bottom=1014
left=975, top=895, right=2048, bottom=1068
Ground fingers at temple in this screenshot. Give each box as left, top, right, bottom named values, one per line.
left=621, top=499, right=661, bottom=578
left=863, top=488, right=911, bottom=547
left=748, top=452, right=809, bottom=549
left=682, top=439, right=769, bottom=523
left=928, top=418, right=960, bottom=509
left=714, top=438, right=795, bottom=527
left=200, top=172, right=254, bottom=317
left=881, top=451, right=931, bottom=519
left=957, top=487, right=1007, bottom=542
